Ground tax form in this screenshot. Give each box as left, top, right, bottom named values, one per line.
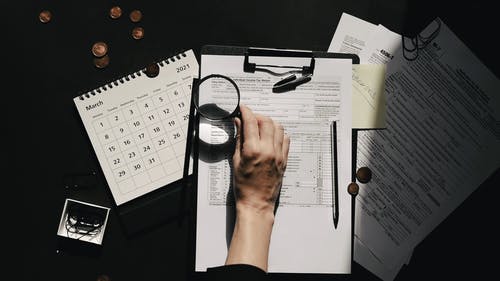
left=195, top=53, right=353, bottom=273
left=330, top=14, right=500, bottom=281
left=329, top=12, right=388, bottom=129
left=355, top=18, right=500, bottom=271
left=328, top=12, right=376, bottom=55
left=328, top=13, right=411, bottom=280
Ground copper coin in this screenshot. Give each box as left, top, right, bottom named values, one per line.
left=39, top=10, right=52, bottom=23
left=94, top=55, right=110, bottom=69
left=129, top=10, right=142, bottom=22
left=132, top=27, right=144, bottom=40
left=356, top=166, right=372, bottom=184
left=347, top=182, right=359, bottom=196
left=145, top=63, right=160, bottom=78
left=96, top=274, right=110, bottom=281
left=109, top=6, right=122, bottom=19
left=92, top=42, right=108, bottom=57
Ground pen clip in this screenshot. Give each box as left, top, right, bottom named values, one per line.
left=272, top=74, right=312, bottom=93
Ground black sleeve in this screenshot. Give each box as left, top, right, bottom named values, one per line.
left=207, top=264, right=268, bottom=281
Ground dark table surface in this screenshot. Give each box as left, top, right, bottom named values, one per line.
left=11, top=1, right=499, bottom=280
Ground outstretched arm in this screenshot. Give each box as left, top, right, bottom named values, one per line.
left=225, top=104, right=290, bottom=272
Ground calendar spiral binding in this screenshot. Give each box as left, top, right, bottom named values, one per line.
left=78, top=50, right=189, bottom=100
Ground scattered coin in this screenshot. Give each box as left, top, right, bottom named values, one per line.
left=347, top=182, right=359, bottom=196
left=356, top=166, right=372, bottom=184
left=132, top=27, right=144, bottom=40
left=129, top=10, right=142, bottom=22
left=39, top=10, right=52, bottom=23
left=92, top=42, right=108, bottom=57
left=109, top=6, right=122, bottom=19
left=145, top=63, right=160, bottom=78
left=94, top=55, right=110, bottom=69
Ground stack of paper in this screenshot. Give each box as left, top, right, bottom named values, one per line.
left=328, top=13, right=500, bottom=280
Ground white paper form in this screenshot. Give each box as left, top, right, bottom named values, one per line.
left=355, top=19, right=500, bottom=269
left=329, top=13, right=388, bottom=129
left=353, top=238, right=413, bottom=281
left=195, top=54, right=353, bottom=273
left=354, top=239, right=405, bottom=281
left=329, top=15, right=415, bottom=280
left=358, top=24, right=402, bottom=64
left=349, top=24, right=400, bottom=130
left=328, top=12, right=376, bottom=55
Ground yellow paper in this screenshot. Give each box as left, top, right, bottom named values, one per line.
left=352, top=64, right=386, bottom=129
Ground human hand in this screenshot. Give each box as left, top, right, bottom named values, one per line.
left=226, top=105, right=290, bottom=271
left=232, top=104, right=290, bottom=216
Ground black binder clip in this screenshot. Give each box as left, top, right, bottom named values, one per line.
left=402, top=18, right=442, bottom=61
left=244, top=48, right=315, bottom=93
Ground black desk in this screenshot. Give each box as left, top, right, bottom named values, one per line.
left=12, top=1, right=499, bottom=280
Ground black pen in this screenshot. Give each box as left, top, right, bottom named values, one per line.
left=331, top=121, right=339, bottom=229
left=272, top=74, right=312, bottom=93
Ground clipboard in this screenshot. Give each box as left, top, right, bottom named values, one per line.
left=188, top=45, right=360, bottom=274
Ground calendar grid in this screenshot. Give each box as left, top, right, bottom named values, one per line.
left=93, top=80, right=193, bottom=196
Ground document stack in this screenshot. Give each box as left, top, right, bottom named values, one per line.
left=328, top=12, right=500, bottom=281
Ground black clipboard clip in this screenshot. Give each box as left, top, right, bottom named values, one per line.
left=244, top=48, right=315, bottom=93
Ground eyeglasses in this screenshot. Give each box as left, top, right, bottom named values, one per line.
left=65, top=205, right=104, bottom=240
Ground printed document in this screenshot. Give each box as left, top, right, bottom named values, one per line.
left=329, top=12, right=387, bottom=129
left=355, top=19, right=500, bottom=270
left=358, top=24, right=402, bottom=64
left=328, top=12, right=376, bottom=55
left=195, top=54, right=353, bottom=273
left=328, top=13, right=413, bottom=280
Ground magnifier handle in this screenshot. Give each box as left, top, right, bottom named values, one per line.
left=234, top=109, right=244, bottom=146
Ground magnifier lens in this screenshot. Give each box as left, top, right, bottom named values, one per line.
left=195, top=75, right=239, bottom=120
left=199, top=122, right=229, bottom=145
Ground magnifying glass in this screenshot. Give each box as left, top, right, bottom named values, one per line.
left=193, top=74, right=241, bottom=120
left=193, top=74, right=241, bottom=148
